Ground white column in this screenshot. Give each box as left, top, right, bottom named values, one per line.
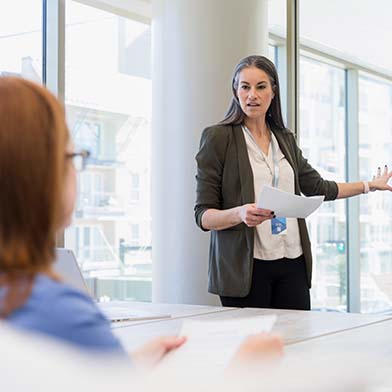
left=152, top=0, right=268, bottom=305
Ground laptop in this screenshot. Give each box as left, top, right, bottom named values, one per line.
left=54, top=248, right=171, bottom=323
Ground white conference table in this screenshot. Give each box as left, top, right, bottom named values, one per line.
left=108, top=301, right=236, bottom=328
left=111, top=301, right=392, bottom=359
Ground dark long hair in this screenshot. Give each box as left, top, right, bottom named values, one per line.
left=220, top=55, right=285, bottom=130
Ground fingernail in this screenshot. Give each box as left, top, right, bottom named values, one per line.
left=273, top=215, right=276, bottom=218
left=270, top=211, right=275, bottom=215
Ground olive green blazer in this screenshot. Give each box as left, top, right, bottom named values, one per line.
left=194, top=124, right=338, bottom=297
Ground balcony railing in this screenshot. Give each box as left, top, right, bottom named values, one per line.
left=76, top=191, right=126, bottom=216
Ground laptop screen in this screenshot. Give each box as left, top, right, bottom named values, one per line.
left=53, top=248, right=91, bottom=296
left=53, top=248, right=171, bottom=323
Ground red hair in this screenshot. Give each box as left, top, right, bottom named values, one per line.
left=0, top=77, right=70, bottom=316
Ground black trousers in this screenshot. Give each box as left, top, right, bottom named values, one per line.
left=220, top=255, right=310, bottom=310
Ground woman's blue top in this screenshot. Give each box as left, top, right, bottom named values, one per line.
left=4, top=274, right=126, bottom=354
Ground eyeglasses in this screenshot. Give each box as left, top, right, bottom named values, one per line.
left=66, top=149, right=90, bottom=172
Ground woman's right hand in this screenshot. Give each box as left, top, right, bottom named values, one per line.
left=229, top=333, right=283, bottom=368
left=239, top=203, right=275, bottom=227
left=233, top=332, right=283, bottom=364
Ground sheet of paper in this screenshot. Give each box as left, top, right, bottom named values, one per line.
left=257, top=185, right=324, bottom=218
left=372, top=274, right=392, bottom=302
left=160, top=315, right=276, bottom=373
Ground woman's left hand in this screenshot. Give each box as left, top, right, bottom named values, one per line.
left=370, top=165, right=392, bottom=191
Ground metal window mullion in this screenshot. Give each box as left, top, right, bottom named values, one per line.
left=346, top=68, right=361, bottom=313
left=44, top=0, right=65, bottom=102
left=277, top=45, right=288, bottom=125
left=286, top=0, right=299, bottom=139
left=44, top=0, right=66, bottom=247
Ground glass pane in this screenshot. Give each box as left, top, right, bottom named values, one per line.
left=359, top=73, right=392, bottom=313
left=299, top=55, right=347, bottom=311
left=64, top=1, right=152, bottom=302
left=300, top=0, right=392, bottom=72
left=0, top=0, right=42, bottom=80
left=268, top=45, right=276, bottom=65
left=268, top=0, right=286, bottom=37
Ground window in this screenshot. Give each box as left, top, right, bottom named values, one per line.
left=268, top=0, right=286, bottom=37
left=130, top=173, right=141, bottom=202
left=359, top=73, right=392, bottom=313
left=267, top=1, right=392, bottom=313
left=64, top=1, right=152, bottom=302
left=77, top=172, right=104, bottom=209
left=299, top=55, right=347, bottom=311
left=268, top=45, right=276, bottom=65
left=0, top=0, right=42, bottom=80
left=299, top=1, right=392, bottom=72
left=130, top=224, right=140, bottom=244
left=73, top=121, right=101, bottom=158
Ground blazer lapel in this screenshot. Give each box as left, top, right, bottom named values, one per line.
left=232, top=124, right=254, bottom=204
left=232, top=124, right=253, bottom=251
left=271, top=128, right=294, bottom=169
left=271, top=127, right=300, bottom=194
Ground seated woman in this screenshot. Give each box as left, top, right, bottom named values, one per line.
left=0, top=77, right=282, bottom=366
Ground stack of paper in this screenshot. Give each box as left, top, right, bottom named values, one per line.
left=160, top=315, right=276, bottom=373
left=257, top=185, right=324, bottom=218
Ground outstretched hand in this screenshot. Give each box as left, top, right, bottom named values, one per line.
left=370, top=165, right=392, bottom=192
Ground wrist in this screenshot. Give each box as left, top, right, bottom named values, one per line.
left=362, top=181, right=369, bottom=194
left=236, top=206, right=244, bottom=224
left=368, top=181, right=376, bottom=192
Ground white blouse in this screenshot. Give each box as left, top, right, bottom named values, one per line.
left=242, top=127, right=303, bottom=260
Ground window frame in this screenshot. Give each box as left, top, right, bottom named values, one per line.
left=269, top=0, right=392, bottom=313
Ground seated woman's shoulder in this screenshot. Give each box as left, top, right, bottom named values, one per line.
left=12, top=274, right=124, bottom=353
left=33, top=274, right=98, bottom=316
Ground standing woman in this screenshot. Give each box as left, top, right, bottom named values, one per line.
left=195, top=55, right=392, bottom=310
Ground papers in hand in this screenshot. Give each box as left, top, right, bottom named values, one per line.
left=257, top=185, right=324, bottom=218
left=161, top=315, right=276, bottom=373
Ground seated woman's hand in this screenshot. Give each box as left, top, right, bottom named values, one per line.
left=229, top=333, right=283, bottom=368
left=239, top=204, right=274, bottom=227
left=131, top=336, right=186, bottom=368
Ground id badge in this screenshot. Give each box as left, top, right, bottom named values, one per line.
left=271, top=217, right=287, bottom=235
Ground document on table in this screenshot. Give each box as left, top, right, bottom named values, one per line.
left=160, top=315, right=276, bottom=373
left=257, top=185, right=324, bottom=218
left=372, top=274, right=392, bottom=302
